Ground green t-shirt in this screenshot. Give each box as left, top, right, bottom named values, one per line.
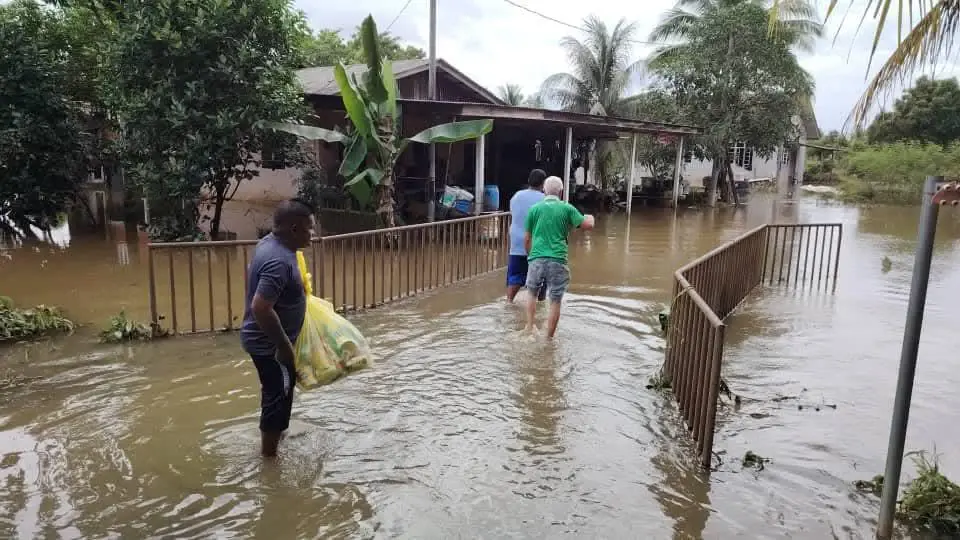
left=524, top=195, right=585, bottom=263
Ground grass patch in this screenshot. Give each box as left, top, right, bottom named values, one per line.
left=855, top=451, right=960, bottom=536
left=0, top=296, right=75, bottom=343
left=99, top=311, right=159, bottom=343
left=899, top=451, right=960, bottom=535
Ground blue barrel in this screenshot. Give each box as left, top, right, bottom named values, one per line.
left=483, top=185, right=500, bottom=211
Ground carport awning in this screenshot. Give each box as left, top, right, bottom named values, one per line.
left=395, top=99, right=702, bottom=140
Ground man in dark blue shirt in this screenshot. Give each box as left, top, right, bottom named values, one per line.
left=241, top=199, right=314, bottom=457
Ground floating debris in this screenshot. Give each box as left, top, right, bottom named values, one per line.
left=658, top=311, right=669, bottom=332
left=646, top=370, right=672, bottom=391
left=742, top=451, right=770, bottom=471
left=881, top=256, right=892, bottom=273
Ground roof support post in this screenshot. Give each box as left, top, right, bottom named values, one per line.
left=672, top=136, right=685, bottom=209
left=474, top=133, right=486, bottom=215
left=563, top=126, right=573, bottom=202
left=627, top=133, right=637, bottom=216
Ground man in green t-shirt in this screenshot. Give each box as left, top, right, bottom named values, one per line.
left=522, top=176, right=595, bottom=338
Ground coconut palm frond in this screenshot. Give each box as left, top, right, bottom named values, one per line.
left=541, top=73, right=593, bottom=112
left=649, top=7, right=701, bottom=43
left=497, top=83, right=525, bottom=106
left=847, top=0, right=960, bottom=129
left=544, top=16, right=639, bottom=115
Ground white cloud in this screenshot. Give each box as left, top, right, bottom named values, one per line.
left=295, top=0, right=960, bottom=132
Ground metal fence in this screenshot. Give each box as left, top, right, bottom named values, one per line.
left=666, top=223, right=842, bottom=469
left=147, top=212, right=510, bottom=334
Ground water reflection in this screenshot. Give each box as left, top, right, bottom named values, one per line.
left=649, top=439, right=710, bottom=540
left=2, top=195, right=960, bottom=537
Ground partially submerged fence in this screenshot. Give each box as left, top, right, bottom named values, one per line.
left=147, top=212, right=509, bottom=334
left=666, top=223, right=842, bottom=469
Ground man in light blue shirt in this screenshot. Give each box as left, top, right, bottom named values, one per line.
left=506, top=169, right=547, bottom=302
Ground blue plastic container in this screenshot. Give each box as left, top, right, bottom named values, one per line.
left=454, top=199, right=472, bottom=214
left=483, top=185, right=500, bottom=211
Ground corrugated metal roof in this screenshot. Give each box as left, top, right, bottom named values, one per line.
left=297, top=59, right=429, bottom=96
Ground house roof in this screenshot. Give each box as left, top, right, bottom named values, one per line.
left=297, top=58, right=505, bottom=105
left=394, top=99, right=702, bottom=139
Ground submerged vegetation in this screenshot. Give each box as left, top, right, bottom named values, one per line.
left=856, top=451, right=960, bottom=536
left=99, top=311, right=156, bottom=343
left=0, top=296, right=75, bottom=342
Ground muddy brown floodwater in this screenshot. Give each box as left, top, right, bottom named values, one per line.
left=2, top=194, right=960, bottom=539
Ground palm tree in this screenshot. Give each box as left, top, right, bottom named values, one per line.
left=497, top=83, right=525, bottom=106
left=771, top=0, right=956, bottom=128
left=540, top=16, right=643, bottom=115
left=524, top=91, right=545, bottom=108
left=650, top=0, right=822, bottom=67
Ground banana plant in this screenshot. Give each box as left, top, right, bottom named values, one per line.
left=260, top=15, right=493, bottom=228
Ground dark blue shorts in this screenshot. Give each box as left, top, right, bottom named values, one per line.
left=251, top=353, right=294, bottom=433
left=507, top=255, right=547, bottom=300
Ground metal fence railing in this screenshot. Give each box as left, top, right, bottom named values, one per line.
left=147, top=212, right=510, bottom=334
left=666, top=223, right=842, bottom=469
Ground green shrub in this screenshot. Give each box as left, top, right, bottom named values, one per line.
left=0, top=296, right=75, bottom=342
left=836, top=142, right=960, bottom=204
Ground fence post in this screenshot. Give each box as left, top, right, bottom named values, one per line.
left=877, top=175, right=942, bottom=539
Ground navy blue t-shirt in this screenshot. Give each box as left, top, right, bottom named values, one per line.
left=240, top=234, right=306, bottom=356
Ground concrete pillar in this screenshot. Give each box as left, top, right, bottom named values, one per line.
left=627, top=133, right=637, bottom=216
left=563, top=127, right=573, bottom=202
left=474, top=134, right=486, bottom=215
left=672, top=137, right=685, bottom=208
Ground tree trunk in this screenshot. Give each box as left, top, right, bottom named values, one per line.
left=727, top=160, right=740, bottom=206
left=211, top=186, right=226, bottom=240
left=376, top=175, right=396, bottom=230
left=706, top=160, right=720, bottom=207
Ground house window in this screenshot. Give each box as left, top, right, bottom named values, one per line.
left=683, top=149, right=693, bottom=163
left=780, top=149, right=791, bottom=165
left=729, top=142, right=753, bottom=171
left=262, top=140, right=286, bottom=170
left=89, top=167, right=104, bottom=183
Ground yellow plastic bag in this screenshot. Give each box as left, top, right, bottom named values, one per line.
left=293, top=252, right=372, bottom=390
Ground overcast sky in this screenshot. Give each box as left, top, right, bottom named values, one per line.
left=296, top=0, right=960, bottom=133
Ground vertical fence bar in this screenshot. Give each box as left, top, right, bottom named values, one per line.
left=832, top=225, right=843, bottom=291
left=148, top=247, right=158, bottom=326
left=168, top=251, right=178, bottom=334
left=225, top=248, right=233, bottom=330
left=361, top=235, right=368, bottom=309
left=207, top=248, right=214, bottom=331
left=188, top=250, right=197, bottom=333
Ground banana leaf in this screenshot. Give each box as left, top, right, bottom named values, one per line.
left=334, top=63, right=372, bottom=138
left=405, top=120, right=494, bottom=145
left=257, top=121, right=347, bottom=143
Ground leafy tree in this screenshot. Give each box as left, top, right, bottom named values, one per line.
left=0, top=0, right=88, bottom=239
left=652, top=0, right=822, bottom=62
left=296, top=24, right=425, bottom=68
left=102, top=0, right=307, bottom=241
left=541, top=17, right=642, bottom=115
left=866, top=77, right=960, bottom=146
left=262, top=15, right=492, bottom=229
left=650, top=0, right=816, bottom=204
left=622, top=90, right=683, bottom=180
left=498, top=84, right=525, bottom=106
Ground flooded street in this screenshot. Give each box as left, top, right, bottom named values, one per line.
left=2, top=195, right=960, bottom=538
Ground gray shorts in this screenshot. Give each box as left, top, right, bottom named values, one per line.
left=525, top=258, right=570, bottom=303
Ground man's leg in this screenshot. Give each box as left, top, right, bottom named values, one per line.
left=252, top=353, right=294, bottom=457
left=544, top=261, right=571, bottom=339
left=506, top=255, right=526, bottom=302
left=523, top=259, right=545, bottom=331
